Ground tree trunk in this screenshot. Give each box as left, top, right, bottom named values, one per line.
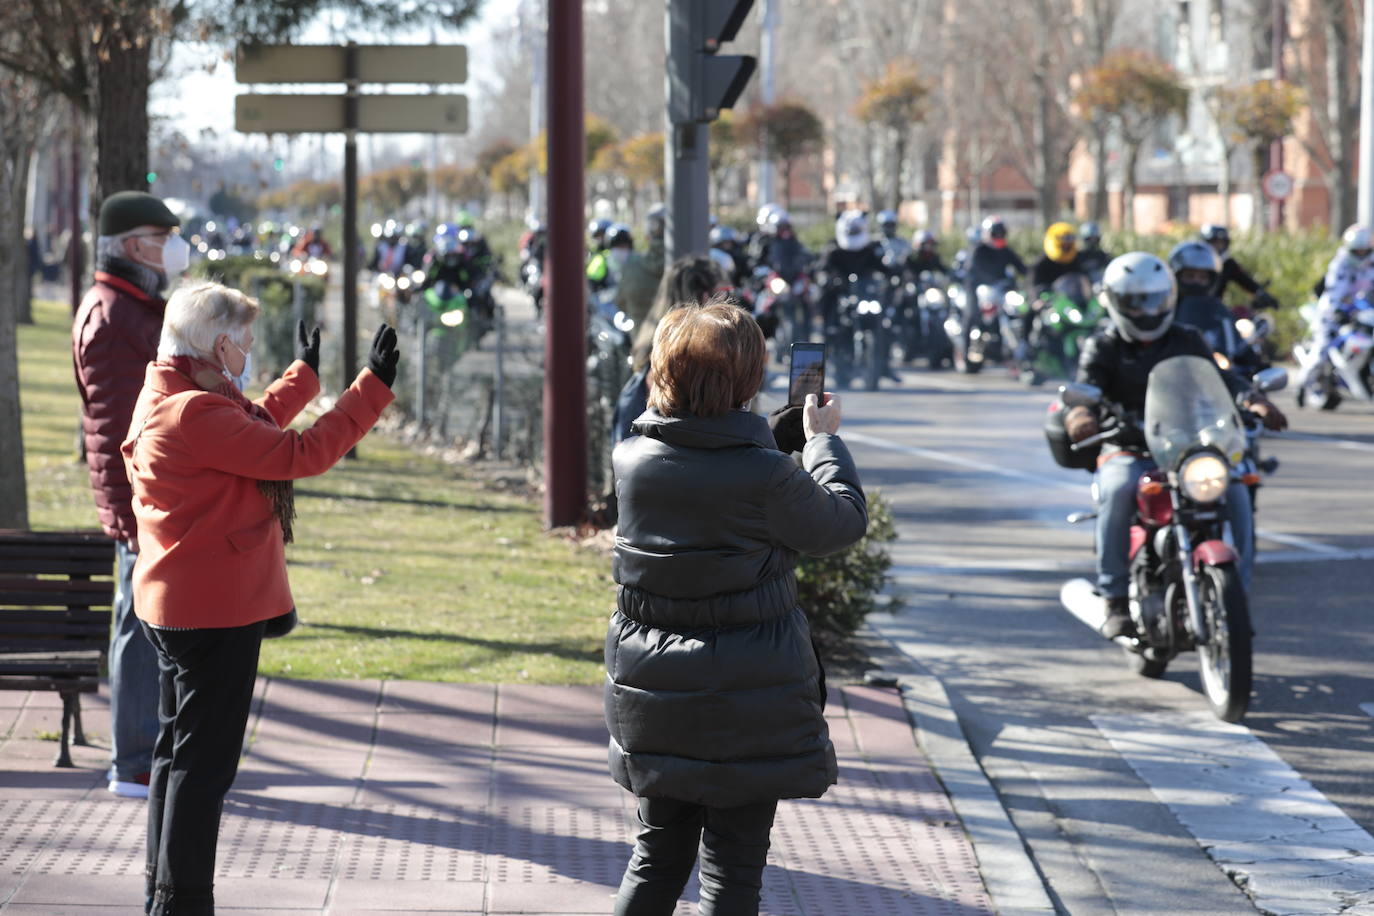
left=14, top=151, right=33, bottom=325
left=0, top=143, right=30, bottom=529
left=1252, top=145, right=1268, bottom=235
left=1092, top=122, right=1109, bottom=223
left=1219, top=143, right=1233, bottom=226
left=891, top=130, right=906, bottom=214
left=1123, top=142, right=1141, bottom=232
left=782, top=158, right=794, bottom=211
left=92, top=29, right=151, bottom=214
left=1031, top=4, right=1059, bottom=225
left=861, top=124, right=879, bottom=212
left=1327, top=9, right=1356, bottom=230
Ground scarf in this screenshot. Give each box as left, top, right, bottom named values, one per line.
left=97, top=252, right=166, bottom=299
left=165, top=355, right=297, bottom=544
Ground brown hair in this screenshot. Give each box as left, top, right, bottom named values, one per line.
left=647, top=296, right=766, bottom=418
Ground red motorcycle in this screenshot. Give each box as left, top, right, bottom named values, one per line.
left=1053, top=355, right=1286, bottom=722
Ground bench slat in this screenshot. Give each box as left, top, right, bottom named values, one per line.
left=0, top=558, right=112, bottom=576
left=0, top=676, right=100, bottom=692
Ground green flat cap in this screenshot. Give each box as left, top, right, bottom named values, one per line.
left=99, top=191, right=180, bottom=236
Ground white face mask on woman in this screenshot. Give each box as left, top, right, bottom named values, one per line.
left=222, top=338, right=253, bottom=392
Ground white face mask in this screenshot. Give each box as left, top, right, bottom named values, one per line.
left=223, top=338, right=252, bottom=392
left=609, top=247, right=630, bottom=269
left=160, top=234, right=191, bottom=277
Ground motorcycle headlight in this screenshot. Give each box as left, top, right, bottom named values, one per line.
left=397, top=276, right=411, bottom=290
left=769, top=277, right=789, bottom=295
left=923, top=289, right=943, bottom=305
left=311, top=259, right=328, bottom=276
left=613, top=311, right=635, bottom=332
left=1005, top=291, right=1025, bottom=307
left=289, top=259, right=303, bottom=273
left=440, top=309, right=465, bottom=327
left=1179, top=453, right=1229, bottom=504
left=411, top=270, right=426, bottom=284
left=1066, top=308, right=1082, bottom=323
left=859, top=299, right=882, bottom=315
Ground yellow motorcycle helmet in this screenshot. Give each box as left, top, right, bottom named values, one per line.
left=1044, top=222, right=1078, bottom=264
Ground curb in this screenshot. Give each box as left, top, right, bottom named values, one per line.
left=860, top=620, right=1057, bottom=916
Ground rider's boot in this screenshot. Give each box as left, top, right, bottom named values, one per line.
left=1101, top=596, right=1135, bottom=640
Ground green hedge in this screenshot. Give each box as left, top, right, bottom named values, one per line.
left=797, top=491, right=897, bottom=645
left=187, top=256, right=325, bottom=376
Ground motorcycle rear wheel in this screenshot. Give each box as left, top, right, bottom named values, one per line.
left=1196, top=564, right=1253, bottom=723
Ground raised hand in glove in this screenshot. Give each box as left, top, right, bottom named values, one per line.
left=367, top=324, right=400, bottom=388
left=768, top=404, right=806, bottom=454
left=1246, top=395, right=1289, bottom=431
left=295, top=320, right=321, bottom=375
left=1064, top=405, right=1100, bottom=443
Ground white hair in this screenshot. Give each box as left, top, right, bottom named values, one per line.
left=158, top=281, right=259, bottom=361
left=95, top=230, right=136, bottom=262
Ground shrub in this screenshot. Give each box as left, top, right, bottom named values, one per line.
left=796, top=490, right=897, bottom=644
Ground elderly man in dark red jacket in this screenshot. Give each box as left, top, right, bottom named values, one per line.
left=72, top=190, right=188, bottom=798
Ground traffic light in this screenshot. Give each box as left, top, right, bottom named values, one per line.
left=273, top=157, right=285, bottom=172
left=668, top=0, right=756, bottom=125
left=146, top=171, right=157, bottom=184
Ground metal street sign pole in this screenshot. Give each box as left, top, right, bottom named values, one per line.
left=1361, top=0, right=1374, bottom=227
left=343, top=42, right=360, bottom=458
left=667, top=122, right=710, bottom=262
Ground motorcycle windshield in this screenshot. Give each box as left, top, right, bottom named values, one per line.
left=1143, top=356, right=1245, bottom=472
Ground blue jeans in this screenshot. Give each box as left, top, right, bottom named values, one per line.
left=1094, top=454, right=1254, bottom=599
left=110, top=540, right=160, bottom=782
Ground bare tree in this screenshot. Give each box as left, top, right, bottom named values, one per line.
left=1287, top=0, right=1358, bottom=229
left=0, top=66, right=49, bottom=528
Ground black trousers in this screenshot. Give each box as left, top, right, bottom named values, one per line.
left=142, top=621, right=265, bottom=916
left=614, top=796, right=778, bottom=916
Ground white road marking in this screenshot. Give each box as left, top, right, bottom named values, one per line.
left=1360, top=703, right=1374, bottom=719
left=1274, top=430, right=1374, bottom=455
left=1093, top=712, right=1374, bottom=915
left=845, top=429, right=1361, bottom=560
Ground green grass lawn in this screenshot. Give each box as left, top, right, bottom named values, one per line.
left=20, top=298, right=613, bottom=683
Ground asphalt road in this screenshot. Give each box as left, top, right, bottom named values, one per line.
left=792, top=364, right=1374, bottom=914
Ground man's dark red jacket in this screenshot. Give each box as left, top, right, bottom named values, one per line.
left=72, top=271, right=165, bottom=542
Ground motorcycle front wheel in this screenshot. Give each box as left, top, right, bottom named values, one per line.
left=1195, top=563, right=1253, bottom=723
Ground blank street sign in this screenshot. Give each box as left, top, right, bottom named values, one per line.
left=235, top=94, right=468, bottom=134
left=236, top=45, right=468, bottom=85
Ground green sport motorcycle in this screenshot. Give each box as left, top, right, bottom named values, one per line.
left=1033, top=273, right=1106, bottom=381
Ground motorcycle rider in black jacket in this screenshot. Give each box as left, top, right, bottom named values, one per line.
left=1168, top=240, right=1266, bottom=376
left=1074, top=221, right=1113, bottom=281
left=960, top=216, right=1027, bottom=368
left=1200, top=224, right=1276, bottom=310
left=1064, top=252, right=1285, bottom=639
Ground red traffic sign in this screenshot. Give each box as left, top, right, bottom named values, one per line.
left=1262, top=170, right=1294, bottom=202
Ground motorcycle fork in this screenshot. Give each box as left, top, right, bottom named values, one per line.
left=1171, top=491, right=1210, bottom=646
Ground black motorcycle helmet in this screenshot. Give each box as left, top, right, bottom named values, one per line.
left=1200, top=223, right=1230, bottom=256
left=603, top=223, right=634, bottom=250
left=588, top=218, right=613, bottom=250
left=1167, top=240, right=1223, bottom=298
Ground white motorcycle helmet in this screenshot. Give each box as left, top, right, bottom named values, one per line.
left=756, top=203, right=781, bottom=235
left=1100, top=252, right=1178, bottom=343
left=836, top=209, right=869, bottom=252
left=1342, top=223, right=1373, bottom=262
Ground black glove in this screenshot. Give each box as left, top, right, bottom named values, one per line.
left=295, top=320, right=321, bottom=375
left=367, top=324, right=400, bottom=388
left=768, top=404, right=806, bottom=454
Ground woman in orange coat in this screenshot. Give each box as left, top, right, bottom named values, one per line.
left=121, top=281, right=399, bottom=915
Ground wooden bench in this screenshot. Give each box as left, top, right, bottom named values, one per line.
left=0, top=530, right=116, bottom=767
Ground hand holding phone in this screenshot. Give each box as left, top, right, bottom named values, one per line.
left=788, top=342, right=825, bottom=407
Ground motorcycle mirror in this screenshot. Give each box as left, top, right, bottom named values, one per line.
left=1254, top=367, right=1288, bottom=394
left=1059, top=382, right=1102, bottom=407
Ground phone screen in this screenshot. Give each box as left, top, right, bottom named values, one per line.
left=788, top=344, right=825, bottom=407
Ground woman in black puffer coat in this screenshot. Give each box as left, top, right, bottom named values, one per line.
left=606, top=299, right=868, bottom=916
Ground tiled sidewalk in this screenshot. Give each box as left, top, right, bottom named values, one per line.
left=0, top=681, right=995, bottom=915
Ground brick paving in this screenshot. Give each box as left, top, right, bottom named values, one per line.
left=0, top=681, right=994, bottom=914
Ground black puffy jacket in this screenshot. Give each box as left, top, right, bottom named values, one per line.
left=606, top=409, right=868, bottom=808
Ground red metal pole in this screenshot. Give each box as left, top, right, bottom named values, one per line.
left=543, top=0, right=587, bottom=528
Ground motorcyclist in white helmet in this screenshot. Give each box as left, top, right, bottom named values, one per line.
left=875, top=209, right=911, bottom=266
left=1064, top=252, right=1279, bottom=638
left=1309, top=224, right=1374, bottom=380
